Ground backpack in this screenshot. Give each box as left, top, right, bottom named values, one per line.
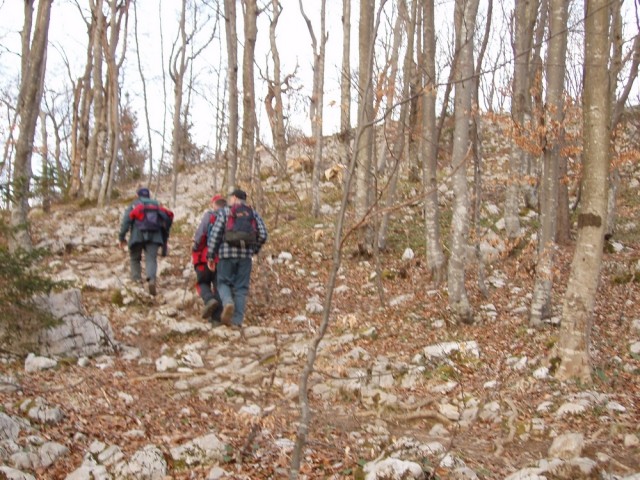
left=130, top=199, right=173, bottom=233
left=224, top=204, right=258, bottom=247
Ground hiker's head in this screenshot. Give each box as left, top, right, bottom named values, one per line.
left=230, top=189, right=247, bottom=204
left=136, top=187, right=150, bottom=198
left=211, top=194, right=227, bottom=209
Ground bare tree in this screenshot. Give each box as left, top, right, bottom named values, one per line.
left=240, top=0, right=258, bottom=188
left=354, top=0, right=376, bottom=255
left=168, top=0, right=216, bottom=207
left=422, top=0, right=445, bottom=282
left=132, top=1, right=154, bottom=183
left=530, top=0, right=568, bottom=327
left=99, top=0, right=130, bottom=207
left=339, top=0, right=352, bottom=182
left=447, top=0, right=480, bottom=324
left=10, top=0, right=52, bottom=252
left=224, top=0, right=238, bottom=189
left=504, top=0, right=540, bottom=239
left=265, top=0, right=288, bottom=178
left=84, top=0, right=107, bottom=201
left=553, top=0, right=610, bottom=382
left=299, top=0, right=328, bottom=217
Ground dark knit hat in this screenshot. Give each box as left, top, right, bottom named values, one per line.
left=137, top=187, right=150, bottom=198
left=230, top=189, right=247, bottom=200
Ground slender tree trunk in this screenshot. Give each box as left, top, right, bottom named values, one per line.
left=267, top=0, right=288, bottom=178
left=240, top=0, right=258, bottom=188
left=530, top=0, right=568, bottom=326
left=133, top=1, right=154, bottom=183
left=422, top=0, right=445, bottom=282
left=339, top=0, right=352, bottom=189
left=553, top=0, right=610, bottom=383
left=10, top=0, right=52, bottom=252
left=505, top=0, right=539, bottom=239
left=224, top=0, right=239, bottom=190
left=355, top=0, right=376, bottom=254
left=299, top=0, right=327, bottom=217
left=170, top=0, right=188, bottom=207
left=378, top=0, right=414, bottom=249
left=85, top=0, right=107, bottom=201
left=448, top=0, right=479, bottom=324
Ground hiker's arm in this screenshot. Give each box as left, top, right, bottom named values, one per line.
left=192, top=212, right=210, bottom=251
left=118, top=205, right=133, bottom=246
left=254, top=212, right=268, bottom=253
left=206, top=213, right=225, bottom=260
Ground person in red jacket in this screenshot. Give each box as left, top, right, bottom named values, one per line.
left=192, top=194, right=227, bottom=323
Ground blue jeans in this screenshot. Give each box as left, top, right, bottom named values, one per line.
left=216, top=257, right=252, bottom=326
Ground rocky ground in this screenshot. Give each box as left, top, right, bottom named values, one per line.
left=1, top=118, right=640, bottom=479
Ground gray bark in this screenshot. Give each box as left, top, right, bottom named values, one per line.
left=447, top=0, right=479, bottom=324
left=422, top=0, right=445, bottom=282
left=530, top=0, right=568, bottom=326
left=339, top=0, right=351, bottom=188
left=224, top=0, right=239, bottom=189
left=505, top=0, right=540, bottom=239
left=554, top=0, right=610, bottom=383
left=240, top=0, right=258, bottom=187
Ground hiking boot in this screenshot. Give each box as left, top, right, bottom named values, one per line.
left=221, top=303, right=235, bottom=326
left=202, top=299, right=219, bottom=319
left=148, top=280, right=157, bottom=296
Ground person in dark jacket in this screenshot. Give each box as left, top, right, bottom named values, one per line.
left=118, top=187, right=170, bottom=295
left=206, top=189, right=268, bottom=327
left=192, top=194, right=227, bottom=323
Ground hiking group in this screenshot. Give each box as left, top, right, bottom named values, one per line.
left=119, top=187, right=268, bottom=328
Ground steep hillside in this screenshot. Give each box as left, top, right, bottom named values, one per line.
left=1, top=117, right=639, bottom=479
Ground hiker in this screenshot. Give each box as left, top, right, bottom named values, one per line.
left=118, top=187, right=173, bottom=295
left=206, top=189, right=268, bottom=327
left=192, top=194, right=227, bottom=323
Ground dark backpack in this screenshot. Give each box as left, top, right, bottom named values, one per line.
left=130, top=199, right=170, bottom=232
left=224, top=204, right=258, bottom=247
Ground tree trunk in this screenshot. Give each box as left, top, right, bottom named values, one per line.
left=10, top=0, right=52, bottom=252
left=170, top=0, right=188, bottom=208
left=224, top=0, right=239, bottom=189
left=354, top=0, right=376, bottom=255
left=299, top=0, right=327, bottom=217
left=240, top=0, right=258, bottom=188
left=266, top=0, right=288, bottom=178
left=84, top=0, right=107, bottom=202
left=339, top=0, right=351, bottom=189
left=422, top=0, right=445, bottom=282
left=530, top=0, right=568, bottom=326
left=505, top=0, right=539, bottom=239
left=553, top=0, right=610, bottom=383
left=447, top=0, right=479, bottom=324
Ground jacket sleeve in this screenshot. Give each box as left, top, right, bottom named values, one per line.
left=254, top=211, right=268, bottom=254
left=206, top=210, right=226, bottom=260
left=192, top=212, right=211, bottom=251
left=118, top=204, right=134, bottom=242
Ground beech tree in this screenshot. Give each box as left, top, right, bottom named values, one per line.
left=447, top=0, right=479, bottom=324
left=240, top=0, right=258, bottom=188
left=422, top=0, right=445, bottom=281
left=553, top=0, right=610, bottom=382
left=10, top=0, right=52, bottom=252
left=530, top=0, right=568, bottom=327
left=224, top=0, right=239, bottom=189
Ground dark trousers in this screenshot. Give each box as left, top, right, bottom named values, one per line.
left=195, top=263, right=222, bottom=321
left=129, top=242, right=160, bottom=281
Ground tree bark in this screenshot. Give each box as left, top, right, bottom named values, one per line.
left=553, top=0, right=610, bottom=383
left=10, top=0, right=52, bottom=252
left=447, top=0, right=479, bottom=324
left=339, top=0, right=351, bottom=189
left=240, top=0, right=258, bottom=188
left=530, top=0, right=568, bottom=327
left=505, top=0, right=539, bottom=239
left=299, top=0, right=327, bottom=217
left=224, top=0, right=239, bottom=189
left=422, top=0, right=446, bottom=282
left=354, top=0, right=376, bottom=254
